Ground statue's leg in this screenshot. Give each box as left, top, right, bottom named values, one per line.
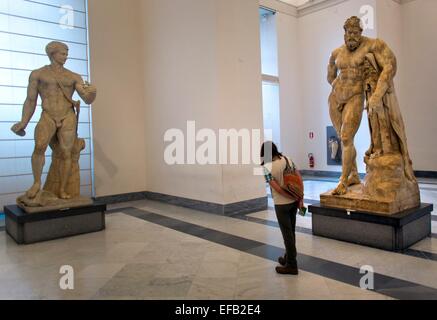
left=329, top=92, right=345, bottom=188
left=333, top=94, right=364, bottom=195
left=27, top=114, right=57, bottom=199
left=328, top=92, right=342, bottom=137
left=57, top=113, right=77, bottom=200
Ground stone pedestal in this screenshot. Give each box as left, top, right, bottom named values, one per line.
left=320, top=183, right=420, bottom=215
left=308, top=203, right=433, bottom=251
left=4, top=203, right=106, bottom=245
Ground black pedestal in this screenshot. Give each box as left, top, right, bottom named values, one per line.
left=4, top=203, right=106, bottom=245
left=308, top=203, right=433, bottom=252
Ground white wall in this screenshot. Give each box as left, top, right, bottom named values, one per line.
left=216, top=0, right=267, bottom=204
left=399, top=0, right=437, bottom=171
left=88, top=0, right=147, bottom=197
left=142, top=0, right=265, bottom=204
left=292, top=0, right=437, bottom=172
left=376, top=0, right=402, bottom=93
left=276, top=12, right=303, bottom=168
left=86, top=0, right=437, bottom=204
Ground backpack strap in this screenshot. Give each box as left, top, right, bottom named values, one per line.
left=283, top=156, right=296, bottom=172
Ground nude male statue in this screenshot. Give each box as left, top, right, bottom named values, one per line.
left=11, top=41, right=97, bottom=200
left=328, top=16, right=397, bottom=195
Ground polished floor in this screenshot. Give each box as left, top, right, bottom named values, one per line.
left=0, top=178, right=436, bottom=300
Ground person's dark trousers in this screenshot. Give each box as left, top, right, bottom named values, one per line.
left=275, top=202, right=298, bottom=268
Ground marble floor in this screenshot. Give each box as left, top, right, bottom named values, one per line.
left=0, top=178, right=436, bottom=300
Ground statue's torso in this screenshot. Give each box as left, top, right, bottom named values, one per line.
left=37, top=66, right=76, bottom=123
left=333, top=38, right=374, bottom=103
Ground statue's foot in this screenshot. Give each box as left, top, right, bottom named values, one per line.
left=347, top=173, right=361, bottom=186
left=332, top=181, right=348, bottom=196
left=26, top=182, right=41, bottom=199
left=59, top=191, right=71, bottom=200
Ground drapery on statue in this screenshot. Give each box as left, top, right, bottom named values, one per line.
left=322, top=16, right=420, bottom=214
left=11, top=41, right=97, bottom=212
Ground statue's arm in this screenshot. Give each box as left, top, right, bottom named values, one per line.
left=371, top=39, right=397, bottom=102
left=11, top=71, right=39, bottom=135
left=74, top=74, right=97, bottom=105
left=327, top=49, right=339, bottom=85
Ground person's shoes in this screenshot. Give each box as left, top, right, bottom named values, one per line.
left=275, top=266, right=299, bottom=275
left=278, top=256, right=286, bottom=266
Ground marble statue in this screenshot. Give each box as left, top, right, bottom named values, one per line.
left=328, top=136, right=340, bottom=161
left=11, top=41, right=97, bottom=212
left=321, top=16, right=420, bottom=214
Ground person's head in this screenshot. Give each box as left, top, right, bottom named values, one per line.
left=344, top=16, right=363, bottom=52
left=45, top=41, right=69, bottom=65
left=260, top=141, right=283, bottom=165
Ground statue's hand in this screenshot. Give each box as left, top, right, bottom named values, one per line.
left=11, top=122, right=27, bottom=137
left=368, top=96, right=383, bottom=117
left=82, top=82, right=97, bottom=95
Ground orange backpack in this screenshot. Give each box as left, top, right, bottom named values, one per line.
left=283, top=157, right=305, bottom=211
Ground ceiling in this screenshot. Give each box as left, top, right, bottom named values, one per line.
left=278, top=0, right=312, bottom=7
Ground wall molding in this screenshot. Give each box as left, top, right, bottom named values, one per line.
left=95, top=191, right=268, bottom=217
left=260, top=0, right=298, bottom=17
left=260, top=0, right=418, bottom=18
left=297, top=0, right=349, bottom=17
left=301, top=170, right=437, bottom=179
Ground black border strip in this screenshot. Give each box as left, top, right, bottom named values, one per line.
left=301, top=170, right=437, bottom=179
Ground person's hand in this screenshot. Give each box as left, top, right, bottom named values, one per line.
left=11, top=122, right=27, bottom=137
left=368, top=95, right=383, bottom=117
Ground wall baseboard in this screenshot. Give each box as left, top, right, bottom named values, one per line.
left=414, top=171, right=437, bottom=179
left=95, top=191, right=268, bottom=217
left=94, top=192, right=148, bottom=205
left=301, top=170, right=437, bottom=179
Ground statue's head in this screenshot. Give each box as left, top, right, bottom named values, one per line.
left=344, top=16, right=363, bottom=51
left=45, top=41, right=69, bottom=65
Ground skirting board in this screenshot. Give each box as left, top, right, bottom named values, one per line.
left=301, top=170, right=437, bottom=179
left=95, top=192, right=268, bottom=217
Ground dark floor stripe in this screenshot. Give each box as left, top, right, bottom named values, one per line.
left=106, top=207, right=134, bottom=215
left=121, top=207, right=437, bottom=300
left=232, top=213, right=313, bottom=236
left=267, top=194, right=320, bottom=205
left=403, top=249, right=437, bottom=261
left=0, top=226, right=5, bottom=232
left=432, top=216, right=437, bottom=222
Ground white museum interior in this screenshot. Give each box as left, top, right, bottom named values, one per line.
left=0, top=0, right=436, bottom=300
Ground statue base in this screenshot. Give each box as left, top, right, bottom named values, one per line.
left=320, top=183, right=420, bottom=215
left=3, top=203, right=106, bottom=245
left=17, top=191, right=93, bottom=213
left=308, top=203, right=433, bottom=251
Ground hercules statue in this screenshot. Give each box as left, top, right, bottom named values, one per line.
left=328, top=16, right=399, bottom=195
